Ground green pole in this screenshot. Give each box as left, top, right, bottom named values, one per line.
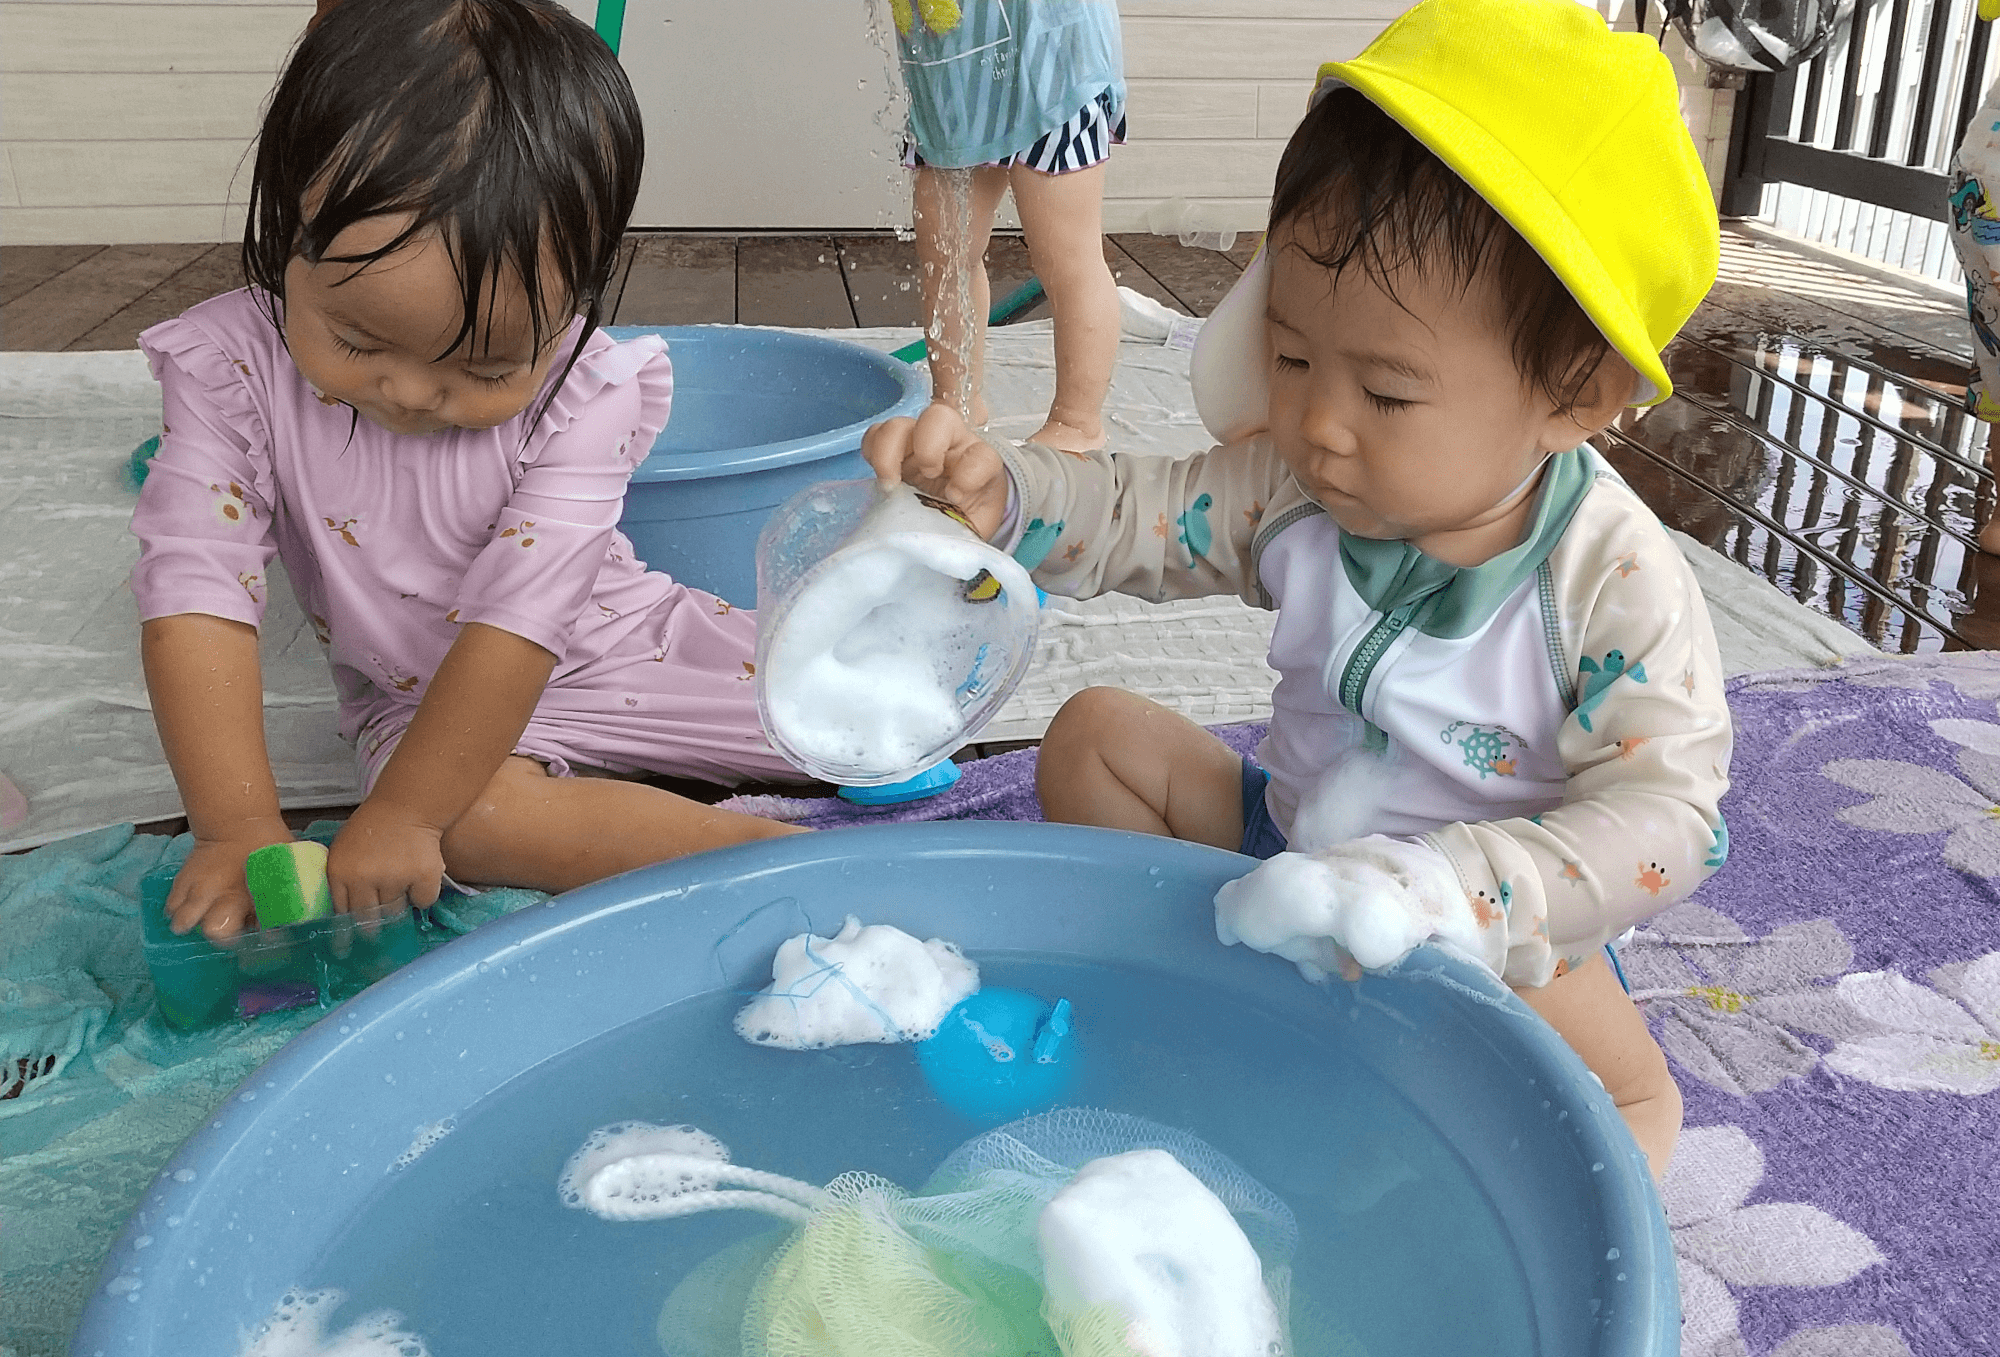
left=891, top=276, right=1045, bottom=364
left=595, top=0, right=627, bottom=53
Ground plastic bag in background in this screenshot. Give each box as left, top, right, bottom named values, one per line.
left=1665, top=0, right=1849, bottom=74
left=1145, top=196, right=1238, bottom=254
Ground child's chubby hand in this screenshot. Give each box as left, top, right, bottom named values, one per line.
left=327, top=797, right=447, bottom=923
left=862, top=399, right=1010, bottom=541
left=167, top=820, right=299, bottom=941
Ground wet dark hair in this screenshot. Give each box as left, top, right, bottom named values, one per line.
left=243, top=0, right=643, bottom=417
left=1267, top=88, right=1616, bottom=414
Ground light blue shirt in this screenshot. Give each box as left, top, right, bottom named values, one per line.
left=899, top=0, right=1124, bottom=167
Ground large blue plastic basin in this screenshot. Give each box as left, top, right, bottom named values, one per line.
left=73, top=824, right=1675, bottom=1355
left=606, top=325, right=930, bottom=607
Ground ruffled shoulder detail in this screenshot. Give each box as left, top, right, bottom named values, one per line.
left=518, top=326, right=673, bottom=469
left=136, top=289, right=285, bottom=504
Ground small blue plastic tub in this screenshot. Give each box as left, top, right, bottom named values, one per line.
left=605, top=326, right=930, bottom=606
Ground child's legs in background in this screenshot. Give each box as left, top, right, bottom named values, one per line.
left=1037, top=686, right=1245, bottom=850
left=912, top=165, right=1011, bottom=426
left=1010, top=159, right=1119, bottom=453
left=1514, top=957, right=1682, bottom=1181
left=441, top=755, right=802, bottom=894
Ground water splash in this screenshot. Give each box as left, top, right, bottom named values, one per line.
left=925, top=165, right=980, bottom=420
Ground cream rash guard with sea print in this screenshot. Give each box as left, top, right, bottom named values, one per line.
left=990, top=433, right=1732, bottom=988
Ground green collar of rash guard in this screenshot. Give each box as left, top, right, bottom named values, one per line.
left=1335, top=446, right=1595, bottom=640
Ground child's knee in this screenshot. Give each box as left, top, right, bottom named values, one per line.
left=1042, top=686, right=1140, bottom=752
left=1612, top=1022, right=1678, bottom=1106
left=1032, top=241, right=1115, bottom=294
left=1037, top=688, right=1136, bottom=787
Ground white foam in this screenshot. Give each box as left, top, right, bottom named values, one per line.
left=389, top=1118, right=455, bottom=1172
left=1214, top=837, right=1480, bottom=979
left=764, top=533, right=988, bottom=776
left=237, top=1288, right=428, bottom=1357
left=1038, top=1149, right=1284, bottom=1357
left=557, top=1122, right=730, bottom=1210
left=1284, top=736, right=1399, bottom=855
left=733, top=915, right=979, bottom=1049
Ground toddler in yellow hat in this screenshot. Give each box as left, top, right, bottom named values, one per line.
left=862, top=0, right=1728, bottom=1178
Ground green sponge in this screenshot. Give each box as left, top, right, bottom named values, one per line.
left=245, top=840, right=333, bottom=928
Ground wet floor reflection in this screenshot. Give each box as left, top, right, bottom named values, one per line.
left=1608, top=311, right=1992, bottom=653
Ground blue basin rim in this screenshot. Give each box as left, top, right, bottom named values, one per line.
left=74, top=822, right=1674, bottom=1356
left=605, top=324, right=929, bottom=483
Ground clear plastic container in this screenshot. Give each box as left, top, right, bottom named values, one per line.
left=139, top=861, right=425, bottom=1030
left=754, top=479, right=1040, bottom=785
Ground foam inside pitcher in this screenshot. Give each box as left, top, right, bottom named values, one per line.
left=756, top=481, right=1040, bottom=784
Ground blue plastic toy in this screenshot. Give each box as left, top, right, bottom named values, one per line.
left=837, top=757, right=963, bottom=805
left=915, top=987, right=1077, bottom=1125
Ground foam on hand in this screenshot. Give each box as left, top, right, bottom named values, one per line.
left=1214, top=837, right=1478, bottom=980
left=237, top=1288, right=428, bottom=1357
left=1038, top=1149, right=1285, bottom=1357
left=733, top=915, right=979, bottom=1049
left=763, top=533, right=993, bottom=778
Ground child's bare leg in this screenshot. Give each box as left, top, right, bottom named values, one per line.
left=1036, top=687, right=1245, bottom=850
left=1010, top=160, right=1119, bottom=453
left=440, top=756, right=803, bottom=895
left=914, top=166, right=1006, bottom=427
left=1513, top=956, right=1682, bottom=1181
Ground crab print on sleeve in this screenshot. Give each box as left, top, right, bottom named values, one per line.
left=1418, top=482, right=1734, bottom=987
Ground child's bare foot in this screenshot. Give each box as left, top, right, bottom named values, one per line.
left=1027, top=418, right=1106, bottom=454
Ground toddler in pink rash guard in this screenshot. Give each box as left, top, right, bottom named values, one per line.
left=133, top=0, right=803, bottom=944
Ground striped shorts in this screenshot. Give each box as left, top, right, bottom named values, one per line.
left=904, top=89, right=1126, bottom=174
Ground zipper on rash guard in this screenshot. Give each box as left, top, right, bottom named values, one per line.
left=1337, top=601, right=1420, bottom=715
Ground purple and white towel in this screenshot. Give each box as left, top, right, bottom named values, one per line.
left=728, top=654, right=2000, bottom=1356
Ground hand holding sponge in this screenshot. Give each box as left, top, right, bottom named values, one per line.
left=244, top=840, right=334, bottom=928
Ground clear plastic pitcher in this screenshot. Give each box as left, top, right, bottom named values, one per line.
left=755, top=479, right=1040, bottom=786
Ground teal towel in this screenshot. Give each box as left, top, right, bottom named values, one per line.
left=0, top=824, right=547, bottom=1356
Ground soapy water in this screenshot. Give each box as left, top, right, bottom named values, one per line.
left=389, top=1118, right=455, bottom=1172
left=732, top=915, right=979, bottom=1048
left=237, top=1289, right=427, bottom=1357
left=560, top=1121, right=832, bottom=1225
left=281, top=958, right=1542, bottom=1355
left=762, top=529, right=1015, bottom=779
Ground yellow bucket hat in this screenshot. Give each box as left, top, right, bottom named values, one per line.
left=1190, top=0, right=1719, bottom=443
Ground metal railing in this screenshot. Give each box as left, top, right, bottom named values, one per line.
left=1724, top=0, right=1998, bottom=280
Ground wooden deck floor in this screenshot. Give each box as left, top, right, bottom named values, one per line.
left=1, top=225, right=1987, bottom=653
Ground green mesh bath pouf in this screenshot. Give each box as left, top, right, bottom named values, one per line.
left=569, top=1109, right=1298, bottom=1357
